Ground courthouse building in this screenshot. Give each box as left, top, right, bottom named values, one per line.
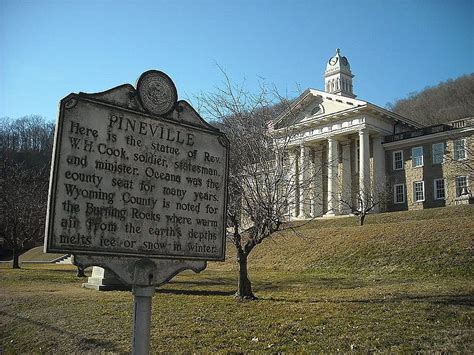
left=272, top=49, right=473, bottom=218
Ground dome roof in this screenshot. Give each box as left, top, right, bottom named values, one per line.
left=325, top=48, right=352, bottom=76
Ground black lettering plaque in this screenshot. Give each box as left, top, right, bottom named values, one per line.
left=45, top=72, right=228, bottom=261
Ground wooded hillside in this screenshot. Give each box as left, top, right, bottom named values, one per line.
left=387, top=73, right=474, bottom=126
left=0, top=116, right=53, bottom=264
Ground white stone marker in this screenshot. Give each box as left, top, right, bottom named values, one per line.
left=45, top=70, right=229, bottom=354
left=83, top=266, right=128, bottom=291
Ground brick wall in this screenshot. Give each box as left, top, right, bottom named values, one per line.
left=385, top=133, right=473, bottom=212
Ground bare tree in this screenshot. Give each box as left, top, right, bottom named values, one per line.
left=338, top=180, right=389, bottom=226
left=448, top=143, right=474, bottom=177
left=0, top=116, right=53, bottom=266
left=0, top=157, right=49, bottom=268
left=197, top=71, right=320, bottom=299
left=444, top=120, right=474, bottom=177
left=0, top=115, right=54, bottom=154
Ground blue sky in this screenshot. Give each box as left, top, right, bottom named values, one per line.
left=1, top=0, right=473, bottom=122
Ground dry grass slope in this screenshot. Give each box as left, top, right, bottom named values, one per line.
left=211, top=205, right=474, bottom=276
left=16, top=246, right=67, bottom=263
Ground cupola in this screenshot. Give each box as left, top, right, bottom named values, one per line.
left=324, top=48, right=356, bottom=98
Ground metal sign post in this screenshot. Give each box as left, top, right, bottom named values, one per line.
left=131, top=258, right=156, bottom=355
left=132, top=286, right=155, bottom=355
left=45, top=70, right=228, bottom=353
left=74, top=253, right=207, bottom=354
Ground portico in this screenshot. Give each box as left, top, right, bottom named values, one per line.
left=285, top=124, right=387, bottom=218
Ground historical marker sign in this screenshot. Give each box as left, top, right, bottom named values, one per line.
left=45, top=71, right=228, bottom=261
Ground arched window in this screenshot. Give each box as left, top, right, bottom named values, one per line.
left=311, top=105, right=321, bottom=115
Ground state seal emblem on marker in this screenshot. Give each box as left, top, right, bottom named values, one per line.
left=137, top=70, right=178, bottom=116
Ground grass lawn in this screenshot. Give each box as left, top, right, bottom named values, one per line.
left=1, top=205, right=473, bottom=353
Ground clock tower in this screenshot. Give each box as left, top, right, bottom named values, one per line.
left=324, top=48, right=356, bottom=98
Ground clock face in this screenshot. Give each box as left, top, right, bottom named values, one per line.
left=341, top=57, right=348, bottom=65
left=329, top=57, right=338, bottom=66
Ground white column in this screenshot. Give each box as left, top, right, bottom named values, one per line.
left=326, top=137, right=339, bottom=216
left=289, top=148, right=297, bottom=217
left=312, top=145, right=324, bottom=217
left=274, top=149, right=281, bottom=171
left=372, top=135, right=386, bottom=212
left=359, top=129, right=370, bottom=209
left=308, top=147, right=315, bottom=217
left=341, top=139, right=352, bottom=214
left=298, top=144, right=307, bottom=218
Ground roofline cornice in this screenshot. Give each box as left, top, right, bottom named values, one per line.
left=272, top=103, right=422, bottom=136
left=324, top=71, right=354, bottom=78
left=273, top=89, right=314, bottom=125
left=382, top=126, right=474, bottom=149
left=272, top=104, right=368, bottom=134
left=309, top=89, right=365, bottom=105
left=272, top=88, right=423, bottom=131
left=363, top=103, right=422, bottom=128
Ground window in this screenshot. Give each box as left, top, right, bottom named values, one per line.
left=412, top=146, right=424, bottom=167
left=413, top=181, right=425, bottom=202
left=455, top=176, right=469, bottom=197
left=454, top=139, right=467, bottom=160
left=434, top=179, right=445, bottom=200
left=432, top=142, right=444, bottom=165
left=311, top=105, right=321, bottom=115
left=393, top=150, right=403, bottom=170
left=394, top=184, right=405, bottom=204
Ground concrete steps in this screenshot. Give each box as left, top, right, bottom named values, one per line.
left=52, top=254, right=73, bottom=264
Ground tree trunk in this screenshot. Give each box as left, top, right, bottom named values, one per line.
left=359, top=214, right=366, bottom=226
left=12, top=248, right=20, bottom=269
left=236, top=251, right=256, bottom=300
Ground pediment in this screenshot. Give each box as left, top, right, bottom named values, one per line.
left=274, top=89, right=366, bottom=129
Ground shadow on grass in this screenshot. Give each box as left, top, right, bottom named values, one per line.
left=27, top=269, right=81, bottom=276
left=156, top=289, right=235, bottom=296
left=262, top=293, right=474, bottom=307
left=157, top=276, right=237, bottom=296
left=166, top=275, right=367, bottom=296
left=0, top=310, right=120, bottom=352
left=1, top=267, right=67, bottom=272
left=169, top=277, right=235, bottom=286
